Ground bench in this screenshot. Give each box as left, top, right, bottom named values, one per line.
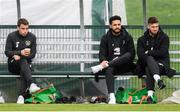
left=0, top=25, right=180, bottom=98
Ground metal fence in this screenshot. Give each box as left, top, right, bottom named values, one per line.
left=0, top=25, right=180, bottom=102
left=0, top=25, right=179, bottom=71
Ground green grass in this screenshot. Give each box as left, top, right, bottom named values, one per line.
left=125, top=0, right=180, bottom=25
left=0, top=104, right=180, bottom=111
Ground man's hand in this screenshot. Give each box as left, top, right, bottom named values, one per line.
left=21, top=48, right=30, bottom=56
left=13, top=55, right=21, bottom=61
left=100, top=60, right=109, bottom=68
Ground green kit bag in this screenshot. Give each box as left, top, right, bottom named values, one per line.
left=25, top=84, right=63, bottom=104
left=115, top=87, right=157, bottom=104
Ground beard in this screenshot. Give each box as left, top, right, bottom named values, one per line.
left=149, top=30, right=158, bottom=37
left=112, top=28, right=121, bottom=35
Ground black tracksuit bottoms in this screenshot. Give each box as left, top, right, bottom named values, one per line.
left=8, top=59, right=33, bottom=96
left=104, top=53, right=134, bottom=93
left=145, top=56, right=165, bottom=91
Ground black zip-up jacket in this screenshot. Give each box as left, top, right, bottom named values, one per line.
left=5, top=31, right=36, bottom=62
left=99, top=26, right=135, bottom=63
left=136, top=28, right=176, bottom=78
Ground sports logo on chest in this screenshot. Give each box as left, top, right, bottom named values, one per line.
left=25, top=40, right=31, bottom=46
left=16, top=42, right=20, bottom=48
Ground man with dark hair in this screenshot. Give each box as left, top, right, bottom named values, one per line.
left=5, top=18, right=40, bottom=104
left=137, top=17, right=175, bottom=103
left=91, top=15, right=135, bottom=104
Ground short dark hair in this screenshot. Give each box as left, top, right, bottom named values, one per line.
left=148, top=17, right=159, bottom=24
left=109, top=15, right=121, bottom=25
left=17, top=18, right=29, bottom=27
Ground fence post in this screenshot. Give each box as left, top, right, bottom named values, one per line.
left=79, top=0, right=85, bottom=98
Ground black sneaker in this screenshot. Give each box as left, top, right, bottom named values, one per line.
left=157, top=79, right=166, bottom=90
left=147, top=96, right=153, bottom=104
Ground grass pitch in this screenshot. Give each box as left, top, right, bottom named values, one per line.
left=125, top=0, right=180, bottom=25
left=0, top=104, right=180, bottom=111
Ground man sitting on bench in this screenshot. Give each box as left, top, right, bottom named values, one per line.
left=136, top=17, right=175, bottom=103
left=5, top=18, right=40, bottom=104
left=91, top=15, right=135, bottom=104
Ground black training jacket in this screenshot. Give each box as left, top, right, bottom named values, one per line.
left=5, top=31, right=36, bottom=62
left=99, top=26, right=135, bottom=63
left=136, top=28, right=176, bottom=77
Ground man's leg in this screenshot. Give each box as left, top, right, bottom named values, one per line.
left=108, top=52, right=131, bottom=67
left=20, top=59, right=33, bottom=86
left=8, top=60, right=23, bottom=94
left=19, top=76, right=28, bottom=96
left=17, top=76, right=28, bottom=104
left=105, top=67, right=114, bottom=93
left=8, top=59, right=20, bottom=75
left=145, top=67, right=155, bottom=104
left=8, top=60, right=25, bottom=104
left=105, top=67, right=116, bottom=104
left=19, top=59, right=40, bottom=93
left=145, top=67, right=155, bottom=91
left=146, top=56, right=159, bottom=76
left=146, top=56, right=166, bottom=89
left=91, top=53, right=131, bottom=74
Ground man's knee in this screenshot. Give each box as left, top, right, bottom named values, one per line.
left=20, top=59, right=31, bottom=68
left=147, top=56, right=155, bottom=61
left=20, top=59, right=28, bottom=65
left=19, top=59, right=31, bottom=73
left=105, top=67, right=114, bottom=75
